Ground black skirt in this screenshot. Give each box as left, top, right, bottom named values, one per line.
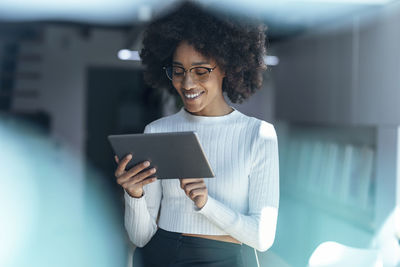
left=133, top=228, right=246, bottom=267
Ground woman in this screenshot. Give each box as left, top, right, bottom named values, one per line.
left=114, top=2, right=279, bottom=266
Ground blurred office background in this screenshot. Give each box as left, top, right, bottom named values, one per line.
left=1, top=0, right=400, bottom=266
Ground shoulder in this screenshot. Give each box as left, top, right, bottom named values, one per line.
left=238, top=113, right=277, bottom=142
left=247, top=118, right=278, bottom=165
left=256, top=119, right=277, bottom=141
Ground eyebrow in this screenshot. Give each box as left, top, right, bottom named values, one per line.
left=172, top=61, right=211, bottom=66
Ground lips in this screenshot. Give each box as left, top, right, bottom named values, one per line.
left=183, top=91, right=205, bottom=100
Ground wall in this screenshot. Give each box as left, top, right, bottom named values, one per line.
left=230, top=69, right=276, bottom=124
left=274, top=3, right=400, bottom=126
left=11, top=25, right=142, bottom=218
left=271, top=2, right=400, bottom=266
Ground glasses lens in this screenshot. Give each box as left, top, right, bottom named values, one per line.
left=165, top=66, right=173, bottom=80
left=191, top=67, right=210, bottom=82
left=172, top=66, right=185, bottom=78
left=165, top=66, right=211, bottom=83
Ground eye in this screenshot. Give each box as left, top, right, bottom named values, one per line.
left=172, top=66, right=184, bottom=75
left=193, top=67, right=208, bottom=75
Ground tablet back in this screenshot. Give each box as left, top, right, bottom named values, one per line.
left=108, top=131, right=215, bottom=179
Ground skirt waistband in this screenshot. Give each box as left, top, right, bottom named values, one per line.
left=157, top=228, right=242, bottom=249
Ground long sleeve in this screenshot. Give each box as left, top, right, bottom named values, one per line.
left=198, top=121, right=279, bottom=251
left=124, top=125, right=162, bottom=247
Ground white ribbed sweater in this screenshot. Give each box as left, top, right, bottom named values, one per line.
left=124, top=107, right=279, bottom=251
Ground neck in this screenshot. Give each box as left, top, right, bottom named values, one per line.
left=186, top=102, right=233, bottom=117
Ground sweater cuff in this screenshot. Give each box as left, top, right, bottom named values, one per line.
left=197, top=195, right=216, bottom=214
left=198, top=196, right=235, bottom=219
left=197, top=195, right=238, bottom=230
left=124, top=190, right=146, bottom=207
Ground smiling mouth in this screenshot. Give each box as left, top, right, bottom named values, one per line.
left=183, top=91, right=204, bottom=100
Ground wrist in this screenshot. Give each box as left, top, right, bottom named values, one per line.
left=126, top=189, right=143, bottom=199
left=197, top=196, right=208, bottom=209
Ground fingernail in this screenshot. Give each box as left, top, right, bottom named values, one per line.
left=127, top=154, right=132, bottom=159
left=144, top=161, right=150, bottom=167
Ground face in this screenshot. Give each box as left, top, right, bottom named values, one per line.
left=171, top=41, right=229, bottom=116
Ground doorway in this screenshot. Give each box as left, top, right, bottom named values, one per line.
left=85, top=66, right=162, bottom=219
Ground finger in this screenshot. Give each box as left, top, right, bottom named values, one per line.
left=183, top=182, right=204, bottom=196
left=179, top=178, right=187, bottom=189
left=189, top=187, right=207, bottom=199
left=114, top=154, right=132, bottom=177
left=117, top=159, right=149, bottom=183
left=117, top=162, right=148, bottom=184
left=124, top=161, right=151, bottom=178
left=182, top=178, right=202, bottom=183
left=132, top=167, right=157, bottom=183
left=180, top=178, right=202, bottom=188
left=140, top=176, right=158, bottom=187
left=119, top=167, right=156, bottom=186
left=123, top=175, right=157, bottom=189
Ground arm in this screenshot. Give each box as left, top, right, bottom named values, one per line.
left=198, top=121, right=279, bottom=251
left=124, top=125, right=162, bottom=247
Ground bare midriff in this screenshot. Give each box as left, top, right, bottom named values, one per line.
left=181, top=233, right=242, bottom=244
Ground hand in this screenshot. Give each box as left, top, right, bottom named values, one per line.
left=114, top=154, right=157, bottom=198
left=179, top=178, right=208, bottom=209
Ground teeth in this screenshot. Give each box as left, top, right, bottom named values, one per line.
left=184, top=92, right=202, bottom=99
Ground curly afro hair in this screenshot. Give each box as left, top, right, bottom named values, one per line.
left=139, top=1, right=268, bottom=104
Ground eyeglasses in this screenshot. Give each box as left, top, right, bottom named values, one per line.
left=163, top=65, right=217, bottom=83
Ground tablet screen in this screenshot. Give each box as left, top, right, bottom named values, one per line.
left=108, top=131, right=215, bottom=179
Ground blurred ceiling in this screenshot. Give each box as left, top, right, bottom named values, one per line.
left=0, top=0, right=397, bottom=42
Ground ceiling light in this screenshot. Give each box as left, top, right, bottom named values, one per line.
left=264, top=55, right=280, bottom=66
left=117, top=49, right=140, bottom=61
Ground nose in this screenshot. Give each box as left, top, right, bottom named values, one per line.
left=181, top=71, right=196, bottom=90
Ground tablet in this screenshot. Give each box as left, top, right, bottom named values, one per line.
left=108, top=131, right=215, bottom=179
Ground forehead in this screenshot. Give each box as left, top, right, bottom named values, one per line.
left=173, top=41, right=214, bottom=65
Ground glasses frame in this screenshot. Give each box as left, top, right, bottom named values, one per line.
left=163, top=65, right=217, bottom=83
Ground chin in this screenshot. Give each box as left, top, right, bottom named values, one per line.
left=184, top=105, right=199, bottom=112
left=184, top=104, right=204, bottom=114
